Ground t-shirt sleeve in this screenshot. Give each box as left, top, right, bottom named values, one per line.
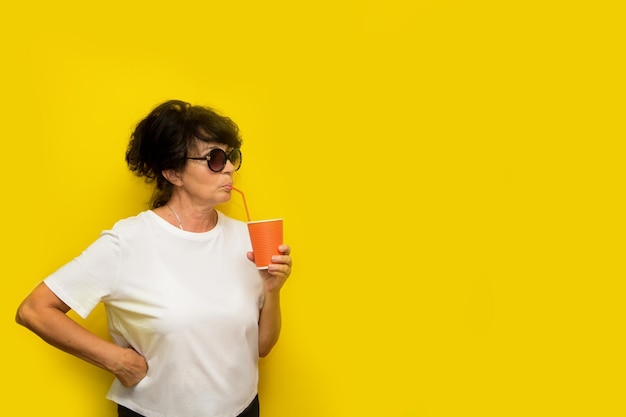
left=44, top=230, right=120, bottom=319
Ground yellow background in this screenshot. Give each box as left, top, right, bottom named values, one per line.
left=2, top=1, right=624, bottom=416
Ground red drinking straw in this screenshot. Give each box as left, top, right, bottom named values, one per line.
left=232, top=187, right=251, bottom=222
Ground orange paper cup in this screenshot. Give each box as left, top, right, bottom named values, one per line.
left=247, top=219, right=283, bottom=269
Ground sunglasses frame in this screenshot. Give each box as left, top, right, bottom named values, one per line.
left=186, top=148, right=242, bottom=172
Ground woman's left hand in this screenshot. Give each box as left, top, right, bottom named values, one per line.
left=247, top=244, right=292, bottom=293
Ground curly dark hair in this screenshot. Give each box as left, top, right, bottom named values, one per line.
left=125, top=100, right=243, bottom=208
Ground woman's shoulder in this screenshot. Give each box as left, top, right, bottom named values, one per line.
left=108, top=210, right=155, bottom=233
left=216, top=210, right=250, bottom=237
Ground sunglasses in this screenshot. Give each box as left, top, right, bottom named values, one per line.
left=187, top=148, right=242, bottom=172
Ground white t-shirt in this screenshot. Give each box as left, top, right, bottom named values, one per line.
left=44, top=210, right=263, bottom=417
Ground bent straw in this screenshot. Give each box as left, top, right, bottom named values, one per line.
left=232, top=187, right=251, bottom=222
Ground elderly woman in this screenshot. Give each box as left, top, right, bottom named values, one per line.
left=16, top=100, right=292, bottom=417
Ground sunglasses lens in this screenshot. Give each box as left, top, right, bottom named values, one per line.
left=229, top=148, right=242, bottom=171
left=208, top=149, right=227, bottom=172
left=206, top=148, right=242, bottom=172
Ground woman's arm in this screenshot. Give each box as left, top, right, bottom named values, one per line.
left=250, top=244, right=292, bottom=357
left=16, top=282, right=148, bottom=387
left=258, top=291, right=282, bottom=357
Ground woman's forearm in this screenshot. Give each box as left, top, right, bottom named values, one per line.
left=17, top=296, right=122, bottom=371
left=16, top=283, right=147, bottom=386
left=258, top=291, right=282, bottom=357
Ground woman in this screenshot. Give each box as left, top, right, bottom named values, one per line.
left=15, top=99, right=292, bottom=417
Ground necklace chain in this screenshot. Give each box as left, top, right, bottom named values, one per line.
left=166, top=203, right=184, bottom=230
left=166, top=204, right=217, bottom=231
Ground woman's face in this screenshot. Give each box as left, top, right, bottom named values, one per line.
left=178, top=141, right=237, bottom=206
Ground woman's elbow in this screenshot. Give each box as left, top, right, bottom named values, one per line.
left=15, top=297, right=45, bottom=330
left=15, top=301, right=32, bottom=328
left=258, top=338, right=279, bottom=358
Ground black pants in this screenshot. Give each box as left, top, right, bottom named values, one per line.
left=117, top=395, right=259, bottom=417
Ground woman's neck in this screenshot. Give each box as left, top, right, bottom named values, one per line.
left=160, top=200, right=218, bottom=232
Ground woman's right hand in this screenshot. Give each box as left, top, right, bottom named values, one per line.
left=113, top=347, right=149, bottom=387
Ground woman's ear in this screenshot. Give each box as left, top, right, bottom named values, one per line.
left=162, top=169, right=183, bottom=186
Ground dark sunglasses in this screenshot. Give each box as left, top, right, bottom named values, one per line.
left=187, top=148, right=242, bottom=172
